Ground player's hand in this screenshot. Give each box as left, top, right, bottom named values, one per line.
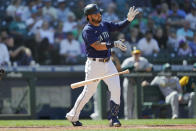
left=127, top=6, right=140, bottom=22
left=114, top=40, right=127, bottom=51
left=141, top=80, right=149, bottom=87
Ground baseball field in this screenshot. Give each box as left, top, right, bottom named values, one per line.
left=0, top=119, right=196, bottom=131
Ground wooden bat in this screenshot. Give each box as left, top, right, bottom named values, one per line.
left=71, top=69, right=129, bottom=89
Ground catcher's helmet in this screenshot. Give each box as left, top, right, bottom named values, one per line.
left=84, top=4, right=102, bottom=16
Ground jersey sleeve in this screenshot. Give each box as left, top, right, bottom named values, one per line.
left=121, top=58, right=132, bottom=68
left=82, top=28, right=99, bottom=46
left=104, top=19, right=130, bottom=32
left=150, top=76, right=160, bottom=86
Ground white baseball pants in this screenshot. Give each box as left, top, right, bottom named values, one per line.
left=66, top=58, right=121, bottom=121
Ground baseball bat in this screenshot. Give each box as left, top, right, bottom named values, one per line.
left=71, top=69, right=129, bottom=89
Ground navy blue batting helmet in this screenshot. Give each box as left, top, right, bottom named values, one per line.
left=84, top=4, right=103, bottom=16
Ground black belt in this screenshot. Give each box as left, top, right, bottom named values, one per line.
left=91, top=57, right=110, bottom=63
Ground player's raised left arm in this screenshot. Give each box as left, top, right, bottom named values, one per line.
left=106, top=6, right=139, bottom=32
left=127, top=6, right=140, bottom=22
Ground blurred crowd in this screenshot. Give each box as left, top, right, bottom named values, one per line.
left=0, top=0, right=196, bottom=66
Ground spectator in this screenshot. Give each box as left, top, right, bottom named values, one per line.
left=182, top=0, right=192, bottom=14
left=59, top=32, right=81, bottom=64
left=189, top=33, right=196, bottom=56
left=6, top=0, right=23, bottom=18
left=54, top=22, right=66, bottom=46
left=168, top=1, right=186, bottom=18
left=62, top=12, right=77, bottom=33
left=167, top=29, right=185, bottom=51
left=129, top=8, right=148, bottom=34
left=6, top=0, right=31, bottom=22
left=121, top=48, right=152, bottom=119
left=0, top=38, right=10, bottom=66
left=164, top=22, right=171, bottom=38
left=161, top=2, right=169, bottom=16
left=42, top=0, right=57, bottom=22
left=25, top=7, right=44, bottom=36
left=37, top=38, right=52, bottom=65
left=142, top=63, right=195, bottom=119
left=8, top=12, right=28, bottom=37
left=72, top=0, right=85, bottom=20
left=56, top=0, right=71, bottom=22
left=178, top=40, right=192, bottom=56
left=150, top=5, right=167, bottom=27
left=35, top=21, right=55, bottom=45
left=167, top=2, right=184, bottom=29
left=137, top=30, right=160, bottom=56
left=114, top=0, right=127, bottom=18
left=102, top=2, right=119, bottom=22
left=25, top=0, right=36, bottom=18
left=16, top=0, right=33, bottom=22
left=127, top=27, right=141, bottom=47
left=154, top=27, right=168, bottom=49
left=33, top=0, right=43, bottom=10
left=185, top=7, right=196, bottom=31
left=3, top=36, right=33, bottom=65
left=75, top=22, right=86, bottom=56
left=99, top=0, right=114, bottom=9
left=167, top=29, right=178, bottom=50
left=177, top=20, right=194, bottom=41
left=146, top=17, right=157, bottom=34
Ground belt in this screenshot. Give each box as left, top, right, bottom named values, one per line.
left=88, top=57, right=110, bottom=63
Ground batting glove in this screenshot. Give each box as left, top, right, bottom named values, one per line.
left=127, top=6, right=140, bottom=22
left=114, top=40, right=127, bottom=51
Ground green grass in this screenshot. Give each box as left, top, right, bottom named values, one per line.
left=1, top=119, right=195, bottom=126
left=0, top=119, right=195, bottom=131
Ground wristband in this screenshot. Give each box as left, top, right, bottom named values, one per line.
left=106, top=41, right=114, bottom=49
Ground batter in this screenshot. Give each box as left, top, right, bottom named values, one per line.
left=66, top=4, right=139, bottom=127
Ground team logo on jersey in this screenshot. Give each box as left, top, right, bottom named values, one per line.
left=98, top=32, right=109, bottom=41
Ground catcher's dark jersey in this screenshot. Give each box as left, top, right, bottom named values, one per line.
left=82, top=20, right=130, bottom=58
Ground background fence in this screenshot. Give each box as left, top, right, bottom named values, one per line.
left=0, top=65, right=195, bottom=119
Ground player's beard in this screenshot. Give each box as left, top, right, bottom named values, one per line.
left=92, top=17, right=102, bottom=24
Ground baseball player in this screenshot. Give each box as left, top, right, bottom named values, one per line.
left=66, top=4, right=139, bottom=127
left=179, top=63, right=195, bottom=118
left=142, top=63, right=194, bottom=119
left=121, top=48, right=152, bottom=119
